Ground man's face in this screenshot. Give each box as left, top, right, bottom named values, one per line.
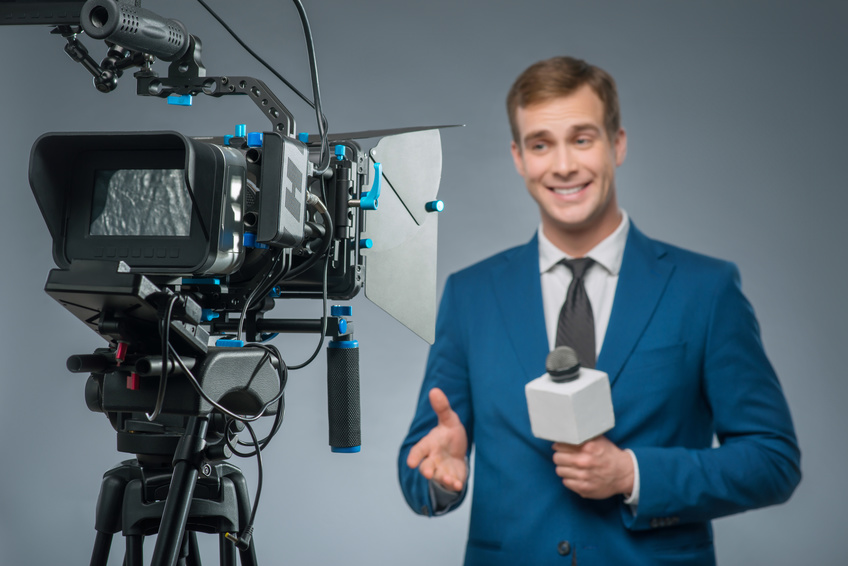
left=511, top=85, right=627, bottom=248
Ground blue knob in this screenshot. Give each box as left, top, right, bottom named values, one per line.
left=359, top=162, right=381, bottom=211
left=167, top=94, right=193, bottom=106
left=201, top=309, right=220, bottom=322
left=331, top=305, right=353, bottom=317
left=216, top=339, right=245, bottom=348
left=223, top=135, right=234, bottom=146
left=235, top=124, right=247, bottom=137
left=425, top=200, right=444, bottom=213
left=359, top=238, right=373, bottom=249
left=247, top=132, right=263, bottom=147
left=335, top=145, right=346, bottom=160
left=338, top=318, right=348, bottom=335
left=244, top=233, right=268, bottom=249
left=298, top=132, right=310, bottom=143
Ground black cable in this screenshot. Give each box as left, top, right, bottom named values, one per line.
left=287, top=248, right=330, bottom=371
left=194, top=0, right=313, bottom=109
left=147, top=293, right=180, bottom=421
left=237, top=189, right=333, bottom=344
left=194, top=0, right=330, bottom=174
left=224, top=419, right=263, bottom=552
left=284, top=178, right=333, bottom=370
left=280, top=179, right=334, bottom=282
left=290, top=0, right=330, bottom=174
left=244, top=343, right=288, bottom=449
left=238, top=249, right=289, bottom=341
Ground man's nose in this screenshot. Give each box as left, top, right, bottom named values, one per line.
left=553, top=146, right=578, bottom=177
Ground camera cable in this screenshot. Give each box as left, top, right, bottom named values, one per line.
left=195, top=0, right=331, bottom=174
left=223, top=419, right=263, bottom=552
left=146, top=293, right=181, bottom=422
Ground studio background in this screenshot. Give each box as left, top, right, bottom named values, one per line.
left=0, top=1, right=843, bottom=564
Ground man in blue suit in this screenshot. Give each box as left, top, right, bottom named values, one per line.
left=398, top=56, right=801, bottom=565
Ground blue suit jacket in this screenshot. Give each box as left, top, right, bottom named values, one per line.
left=398, top=224, right=801, bottom=565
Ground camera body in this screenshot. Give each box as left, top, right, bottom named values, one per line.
left=30, top=128, right=319, bottom=273
left=22, top=0, right=449, bottom=429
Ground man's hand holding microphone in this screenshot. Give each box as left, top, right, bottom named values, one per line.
left=407, top=346, right=634, bottom=501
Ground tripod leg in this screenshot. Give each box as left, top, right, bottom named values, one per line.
left=218, top=533, right=237, bottom=566
left=91, top=463, right=136, bottom=566
left=150, top=416, right=209, bottom=566
left=125, top=535, right=144, bottom=566
left=221, top=465, right=258, bottom=566
left=90, top=531, right=113, bottom=566
left=185, top=531, right=201, bottom=566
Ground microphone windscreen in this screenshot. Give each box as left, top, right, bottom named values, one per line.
left=546, top=346, right=580, bottom=382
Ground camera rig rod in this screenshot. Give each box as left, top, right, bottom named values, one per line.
left=136, top=74, right=296, bottom=137
left=211, top=316, right=351, bottom=338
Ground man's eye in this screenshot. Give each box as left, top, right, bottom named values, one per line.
left=575, top=137, right=591, bottom=146
left=531, top=142, right=548, bottom=151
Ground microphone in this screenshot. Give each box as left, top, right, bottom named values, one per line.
left=525, top=346, right=614, bottom=444
left=80, top=0, right=190, bottom=61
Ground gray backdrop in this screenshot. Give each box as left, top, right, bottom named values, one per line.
left=0, top=1, right=844, bottom=564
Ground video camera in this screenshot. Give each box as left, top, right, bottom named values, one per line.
left=6, top=1, right=453, bottom=563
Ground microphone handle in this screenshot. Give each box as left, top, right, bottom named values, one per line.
left=326, top=340, right=361, bottom=453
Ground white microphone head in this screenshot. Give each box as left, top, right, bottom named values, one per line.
left=546, top=346, right=581, bottom=383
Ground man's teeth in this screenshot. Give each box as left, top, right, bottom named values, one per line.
left=552, top=184, right=586, bottom=195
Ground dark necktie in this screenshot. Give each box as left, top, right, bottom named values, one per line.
left=555, top=257, right=596, bottom=369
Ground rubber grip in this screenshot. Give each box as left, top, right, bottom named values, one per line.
left=326, top=343, right=361, bottom=451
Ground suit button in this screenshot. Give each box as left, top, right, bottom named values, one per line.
left=557, top=540, right=571, bottom=556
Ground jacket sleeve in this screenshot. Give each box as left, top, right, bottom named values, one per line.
left=623, top=262, right=801, bottom=530
left=398, top=274, right=475, bottom=517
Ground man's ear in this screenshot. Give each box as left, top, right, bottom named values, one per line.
left=510, top=140, right=525, bottom=176
left=614, top=128, right=627, bottom=167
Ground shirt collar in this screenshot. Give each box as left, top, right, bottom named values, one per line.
left=538, top=210, right=630, bottom=276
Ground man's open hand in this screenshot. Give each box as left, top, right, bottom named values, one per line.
left=406, top=388, right=468, bottom=492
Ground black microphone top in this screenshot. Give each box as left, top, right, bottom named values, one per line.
left=546, top=346, right=581, bottom=383
left=80, top=0, right=190, bottom=61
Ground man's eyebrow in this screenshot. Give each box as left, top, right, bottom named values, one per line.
left=571, top=123, right=602, bottom=135
left=522, top=129, right=551, bottom=144
left=522, top=123, right=602, bottom=145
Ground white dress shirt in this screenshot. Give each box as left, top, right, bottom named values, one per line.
left=537, top=210, right=640, bottom=509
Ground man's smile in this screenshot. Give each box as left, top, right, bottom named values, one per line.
left=549, top=182, right=590, bottom=196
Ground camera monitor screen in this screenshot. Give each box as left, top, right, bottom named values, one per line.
left=30, top=131, right=246, bottom=275
left=90, top=168, right=192, bottom=237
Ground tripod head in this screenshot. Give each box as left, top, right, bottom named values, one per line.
left=51, top=260, right=286, bottom=457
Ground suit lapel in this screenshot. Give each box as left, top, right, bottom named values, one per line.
left=597, top=224, right=674, bottom=386
left=491, top=234, right=550, bottom=382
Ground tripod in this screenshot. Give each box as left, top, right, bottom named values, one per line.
left=44, top=262, right=353, bottom=565
left=89, top=416, right=259, bottom=566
